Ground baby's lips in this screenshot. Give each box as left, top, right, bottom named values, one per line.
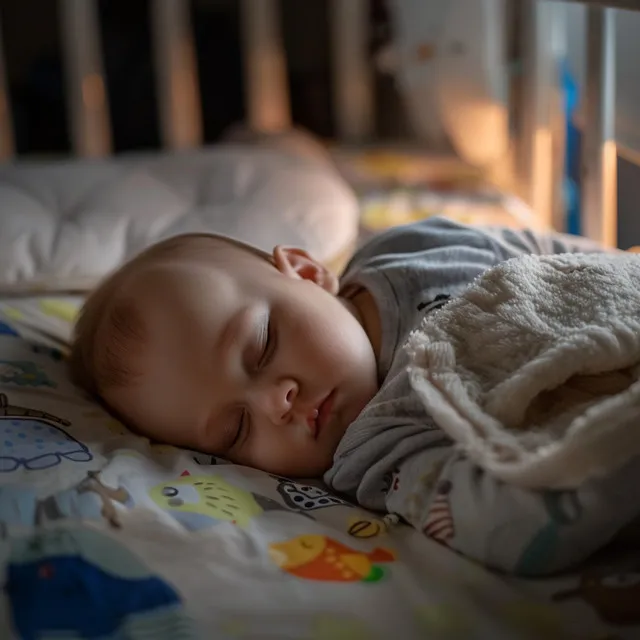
left=306, top=408, right=320, bottom=437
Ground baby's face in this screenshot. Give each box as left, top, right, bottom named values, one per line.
left=105, top=244, right=378, bottom=477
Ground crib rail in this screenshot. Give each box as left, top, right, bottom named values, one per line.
left=0, top=0, right=638, bottom=248
left=517, top=0, right=631, bottom=246
left=557, top=0, right=639, bottom=9
left=581, top=5, right=618, bottom=246
left=0, top=0, right=375, bottom=162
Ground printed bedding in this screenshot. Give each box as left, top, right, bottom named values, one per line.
left=0, top=297, right=639, bottom=640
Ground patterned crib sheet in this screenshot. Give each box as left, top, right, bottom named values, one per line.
left=0, top=297, right=638, bottom=639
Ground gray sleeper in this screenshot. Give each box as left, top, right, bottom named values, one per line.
left=324, top=217, right=640, bottom=576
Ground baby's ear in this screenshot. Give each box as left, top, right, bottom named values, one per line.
left=273, top=246, right=338, bottom=294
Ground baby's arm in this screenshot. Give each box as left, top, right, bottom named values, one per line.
left=386, top=445, right=640, bottom=576
left=484, top=224, right=611, bottom=258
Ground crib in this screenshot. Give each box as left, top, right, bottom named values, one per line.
left=0, top=0, right=632, bottom=248
left=1, top=2, right=640, bottom=640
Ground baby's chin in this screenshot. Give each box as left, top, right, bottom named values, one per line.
left=264, top=445, right=338, bottom=479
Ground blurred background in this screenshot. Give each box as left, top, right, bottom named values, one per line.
left=0, top=0, right=408, bottom=155
left=0, top=0, right=639, bottom=247
left=2, top=1, right=640, bottom=155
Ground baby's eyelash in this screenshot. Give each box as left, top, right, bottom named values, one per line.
left=258, top=315, right=276, bottom=369
left=231, top=409, right=248, bottom=449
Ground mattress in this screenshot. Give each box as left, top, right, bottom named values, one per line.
left=1, top=297, right=639, bottom=640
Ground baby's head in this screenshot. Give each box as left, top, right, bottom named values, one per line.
left=70, top=234, right=378, bottom=477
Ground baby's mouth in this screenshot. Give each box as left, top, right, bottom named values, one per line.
left=307, top=390, right=336, bottom=439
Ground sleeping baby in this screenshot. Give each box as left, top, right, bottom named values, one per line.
left=70, top=217, right=640, bottom=576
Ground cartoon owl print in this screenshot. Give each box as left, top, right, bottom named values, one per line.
left=271, top=476, right=349, bottom=511
left=149, top=471, right=302, bottom=530
left=149, top=472, right=262, bottom=529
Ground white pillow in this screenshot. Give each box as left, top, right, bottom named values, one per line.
left=0, top=146, right=359, bottom=293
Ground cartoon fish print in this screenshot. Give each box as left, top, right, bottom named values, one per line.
left=269, top=534, right=396, bottom=583
left=149, top=471, right=299, bottom=530
left=347, top=515, right=387, bottom=539
left=3, top=525, right=195, bottom=639
left=553, top=559, right=640, bottom=626
left=0, top=393, right=92, bottom=472
left=0, top=360, right=56, bottom=388
left=271, top=476, right=349, bottom=511
left=422, top=479, right=455, bottom=545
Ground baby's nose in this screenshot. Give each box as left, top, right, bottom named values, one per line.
left=260, top=379, right=298, bottom=424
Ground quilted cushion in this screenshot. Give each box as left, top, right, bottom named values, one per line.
left=0, top=146, right=359, bottom=293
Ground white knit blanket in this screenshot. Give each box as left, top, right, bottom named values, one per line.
left=406, top=251, right=640, bottom=490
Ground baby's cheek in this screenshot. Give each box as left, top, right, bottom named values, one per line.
left=307, top=324, right=355, bottom=365
left=246, top=428, right=327, bottom=477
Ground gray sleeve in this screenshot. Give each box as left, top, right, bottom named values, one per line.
left=483, top=225, right=608, bottom=258
left=344, top=217, right=607, bottom=280
left=386, top=446, right=640, bottom=576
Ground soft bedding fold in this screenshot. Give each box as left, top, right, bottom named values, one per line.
left=407, top=251, right=640, bottom=490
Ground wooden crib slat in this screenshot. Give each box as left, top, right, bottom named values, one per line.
left=551, top=0, right=639, bottom=10
left=240, top=0, right=291, bottom=132
left=151, top=0, right=203, bottom=150
left=518, top=0, right=567, bottom=231
left=0, top=15, right=14, bottom=161
left=60, top=0, right=112, bottom=157
left=330, top=0, right=374, bottom=143
left=581, top=5, right=617, bottom=247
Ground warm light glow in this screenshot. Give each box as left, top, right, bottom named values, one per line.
left=82, top=73, right=105, bottom=110
left=582, top=139, right=617, bottom=247
left=601, top=139, right=618, bottom=248
left=168, top=38, right=202, bottom=149
left=531, top=127, right=554, bottom=230
left=248, top=50, right=290, bottom=132
left=441, top=98, right=509, bottom=168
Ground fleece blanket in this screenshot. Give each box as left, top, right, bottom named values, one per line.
left=406, top=251, right=640, bottom=490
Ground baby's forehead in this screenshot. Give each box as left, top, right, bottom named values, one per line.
left=134, top=249, right=277, bottom=316
left=102, top=239, right=275, bottom=351
left=123, top=257, right=239, bottom=308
